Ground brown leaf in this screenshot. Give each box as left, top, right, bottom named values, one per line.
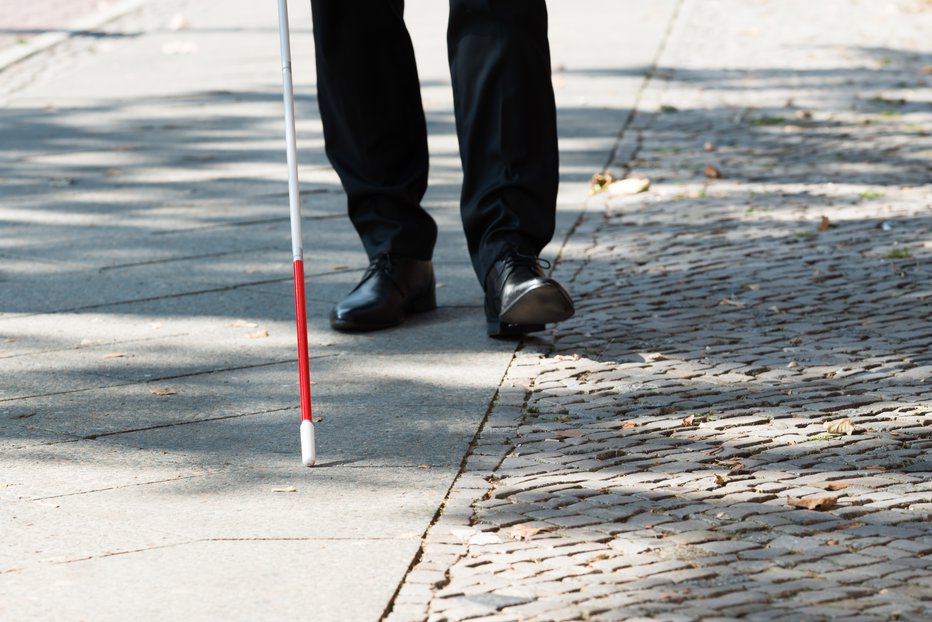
left=607, top=177, right=651, bottom=196
left=332, top=265, right=348, bottom=271
left=508, top=524, right=548, bottom=540
left=103, top=352, right=130, bottom=359
left=228, top=320, right=258, bottom=328
left=271, top=486, right=297, bottom=493
left=150, top=388, right=177, bottom=396
left=311, top=416, right=323, bottom=423
left=705, top=164, right=722, bottom=179
left=824, top=419, right=857, bottom=436
left=835, top=521, right=866, bottom=530
left=417, top=464, right=431, bottom=469
left=555, top=354, right=581, bottom=361
left=824, top=482, right=849, bottom=491
left=795, top=110, right=813, bottom=119
left=819, top=216, right=831, bottom=231
left=247, top=329, right=270, bottom=339
left=719, top=298, right=746, bottom=308
left=556, top=430, right=584, bottom=438
left=682, top=414, right=696, bottom=427
left=787, top=495, right=837, bottom=511
left=588, top=172, right=616, bottom=195
left=622, top=421, right=637, bottom=429
left=714, top=474, right=728, bottom=487
left=864, top=465, right=887, bottom=471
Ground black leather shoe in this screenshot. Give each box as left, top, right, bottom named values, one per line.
left=484, top=253, right=575, bottom=338
left=330, top=254, right=436, bottom=332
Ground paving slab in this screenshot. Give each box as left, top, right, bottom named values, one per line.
left=0, top=0, right=668, bottom=620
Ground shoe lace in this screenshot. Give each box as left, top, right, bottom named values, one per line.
left=363, top=254, right=392, bottom=280
left=355, top=253, right=402, bottom=292
left=503, top=253, right=551, bottom=273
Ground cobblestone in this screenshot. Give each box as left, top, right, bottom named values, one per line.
left=386, top=0, right=932, bottom=620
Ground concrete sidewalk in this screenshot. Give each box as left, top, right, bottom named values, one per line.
left=0, top=1, right=676, bottom=620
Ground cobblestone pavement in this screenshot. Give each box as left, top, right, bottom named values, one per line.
left=386, top=1, right=932, bottom=621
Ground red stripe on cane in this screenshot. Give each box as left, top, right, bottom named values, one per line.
left=293, top=259, right=313, bottom=423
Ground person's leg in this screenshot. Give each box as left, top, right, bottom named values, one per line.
left=447, top=0, right=572, bottom=337
left=310, top=0, right=436, bottom=260
left=447, top=0, right=559, bottom=284
left=312, top=0, right=437, bottom=332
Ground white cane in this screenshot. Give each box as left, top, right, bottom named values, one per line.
left=277, top=0, right=316, bottom=467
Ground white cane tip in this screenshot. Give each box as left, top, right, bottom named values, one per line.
left=300, top=420, right=316, bottom=467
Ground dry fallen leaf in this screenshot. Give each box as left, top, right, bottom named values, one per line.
left=247, top=329, right=270, bottom=339
left=682, top=414, right=696, bottom=427
left=705, top=164, right=722, bottom=179
left=824, top=418, right=857, bottom=436
left=103, top=353, right=130, bottom=359
left=588, top=172, right=616, bottom=194
left=150, top=388, right=177, bottom=396
left=795, top=110, right=813, bottom=119
left=787, top=361, right=799, bottom=369
left=864, top=465, right=887, bottom=471
left=509, top=524, right=547, bottom=540
left=468, top=533, right=502, bottom=546
left=168, top=13, right=190, bottom=30
left=271, top=486, right=297, bottom=493
left=819, top=216, right=831, bottom=232
left=608, top=177, right=651, bottom=196
left=719, top=298, right=746, bottom=308
left=332, top=265, right=348, bottom=271
left=311, top=416, right=323, bottom=423
left=556, top=430, right=584, bottom=438
left=417, top=464, right=431, bottom=469
left=714, top=474, right=728, bottom=487
left=824, top=482, right=849, bottom=491
left=622, top=421, right=637, bottom=429
left=787, top=495, right=837, bottom=511
left=229, top=319, right=258, bottom=328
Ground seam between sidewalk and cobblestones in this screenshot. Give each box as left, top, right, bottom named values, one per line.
left=384, top=1, right=932, bottom=620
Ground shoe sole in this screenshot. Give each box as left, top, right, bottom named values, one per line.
left=330, top=289, right=437, bottom=332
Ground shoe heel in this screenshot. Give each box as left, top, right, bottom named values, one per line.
left=407, top=288, right=437, bottom=315
left=486, top=320, right=545, bottom=338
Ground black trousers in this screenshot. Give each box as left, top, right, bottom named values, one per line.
left=309, top=0, right=558, bottom=285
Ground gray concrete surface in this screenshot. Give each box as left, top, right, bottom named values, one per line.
left=0, top=1, right=672, bottom=620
